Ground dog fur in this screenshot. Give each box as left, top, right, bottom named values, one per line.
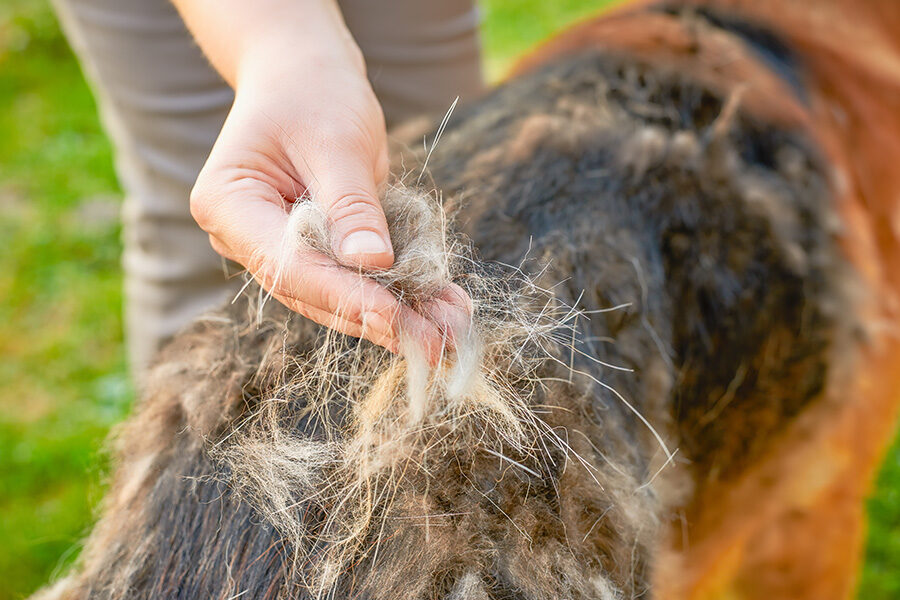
left=33, top=2, right=900, bottom=599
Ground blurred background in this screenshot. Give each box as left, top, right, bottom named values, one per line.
left=0, top=0, right=897, bottom=598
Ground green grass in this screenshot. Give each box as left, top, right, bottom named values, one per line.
left=862, top=434, right=900, bottom=599
left=0, top=1, right=896, bottom=598
left=0, top=1, right=130, bottom=598
left=480, top=0, right=618, bottom=78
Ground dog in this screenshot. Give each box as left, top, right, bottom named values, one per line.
left=33, top=1, right=900, bottom=598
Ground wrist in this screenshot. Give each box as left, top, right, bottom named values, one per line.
left=173, top=0, right=365, bottom=88
left=236, top=30, right=366, bottom=93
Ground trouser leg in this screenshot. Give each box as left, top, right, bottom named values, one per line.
left=52, top=0, right=238, bottom=377
left=339, top=0, right=484, bottom=126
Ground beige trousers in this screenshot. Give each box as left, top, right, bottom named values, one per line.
left=52, top=0, right=483, bottom=375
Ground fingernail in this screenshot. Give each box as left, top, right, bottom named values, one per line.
left=341, top=230, right=389, bottom=256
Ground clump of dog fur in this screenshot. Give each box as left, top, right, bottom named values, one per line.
left=219, top=185, right=620, bottom=597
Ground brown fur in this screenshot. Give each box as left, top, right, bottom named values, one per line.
left=33, top=2, right=900, bottom=599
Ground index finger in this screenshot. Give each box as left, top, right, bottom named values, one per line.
left=204, top=188, right=451, bottom=359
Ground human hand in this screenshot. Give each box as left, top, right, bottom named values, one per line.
left=180, top=2, right=468, bottom=360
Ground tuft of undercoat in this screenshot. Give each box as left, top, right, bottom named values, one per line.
left=217, top=183, right=589, bottom=598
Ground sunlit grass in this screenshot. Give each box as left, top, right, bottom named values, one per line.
left=0, top=2, right=128, bottom=597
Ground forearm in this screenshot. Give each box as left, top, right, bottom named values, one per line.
left=170, top=0, right=365, bottom=88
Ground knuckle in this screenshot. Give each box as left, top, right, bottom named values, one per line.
left=188, top=178, right=219, bottom=231
left=327, top=192, right=383, bottom=223
left=207, top=234, right=229, bottom=259
left=322, top=284, right=364, bottom=325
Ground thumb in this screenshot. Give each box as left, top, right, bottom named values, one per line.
left=314, top=152, right=394, bottom=271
